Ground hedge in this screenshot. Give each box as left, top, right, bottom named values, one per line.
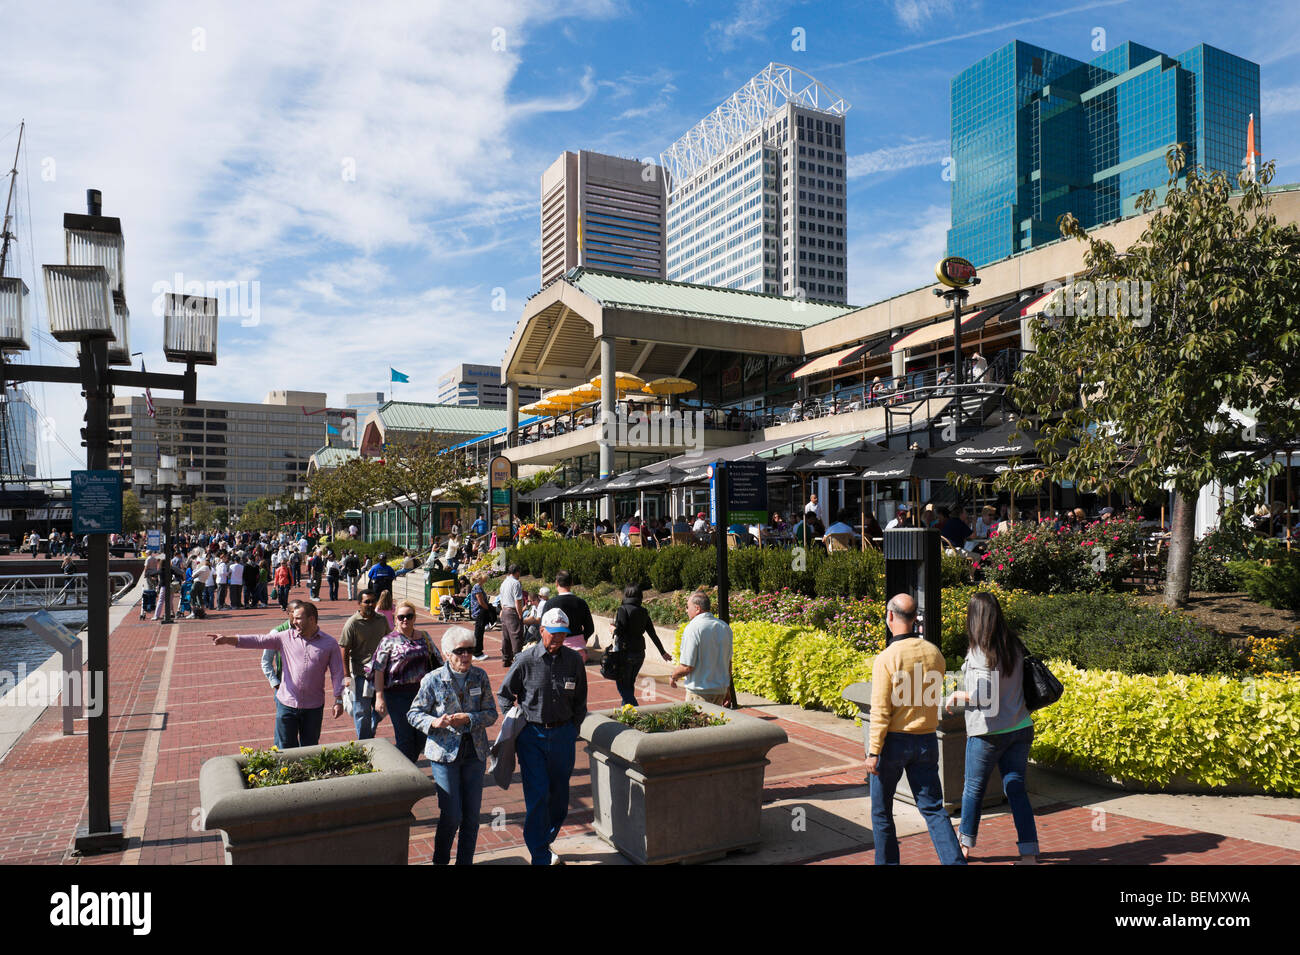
left=672, top=618, right=1300, bottom=794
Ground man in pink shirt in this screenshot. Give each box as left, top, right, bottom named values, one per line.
left=209, top=602, right=344, bottom=749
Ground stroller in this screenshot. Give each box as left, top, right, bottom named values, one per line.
left=178, top=580, right=193, bottom=617
left=140, top=588, right=158, bottom=620
left=437, top=591, right=471, bottom=623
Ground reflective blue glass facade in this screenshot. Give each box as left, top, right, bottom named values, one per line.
left=948, top=40, right=1260, bottom=266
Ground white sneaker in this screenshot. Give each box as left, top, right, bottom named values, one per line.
left=473, top=654, right=487, bottom=662
left=549, top=850, right=564, bottom=866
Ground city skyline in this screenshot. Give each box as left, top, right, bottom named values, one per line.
left=2, top=0, right=1297, bottom=478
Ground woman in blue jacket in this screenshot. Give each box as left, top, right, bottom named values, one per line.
left=405, top=626, right=499, bottom=865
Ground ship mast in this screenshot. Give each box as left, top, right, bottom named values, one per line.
left=0, top=120, right=22, bottom=279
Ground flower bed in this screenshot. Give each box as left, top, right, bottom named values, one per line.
left=240, top=741, right=374, bottom=788
left=971, top=517, right=1146, bottom=592
left=614, top=702, right=728, bottom=732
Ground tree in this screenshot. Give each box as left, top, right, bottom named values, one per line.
left=370, top=436, right=480, bottom=550
left=1011, top=148, right=1300, bottom=607
left=122, top=490, right=143, bottom=534
left=308, top=458, right=380, bottom=533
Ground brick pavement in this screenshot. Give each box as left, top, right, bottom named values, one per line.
left=1, top=576, right=1298, bottom=865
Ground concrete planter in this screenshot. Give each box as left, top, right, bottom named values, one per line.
left=580, top=702, right=787, bottom=864
left=199, top=738, right=435, bottom=865
left=842, top=682, right=1003, bottom=815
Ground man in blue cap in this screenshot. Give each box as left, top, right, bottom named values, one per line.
left=497, top=606, right=587, bottom=865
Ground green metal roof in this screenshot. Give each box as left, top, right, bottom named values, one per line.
left=310, top=446, right=360, bottom=469
left=377, top=401, right=509, bottom=435
left=567, top=268, right=859, bottom=329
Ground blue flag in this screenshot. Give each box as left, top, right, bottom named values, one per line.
left=326, top=424, right=340, bottom=435
left=390, top=368, right=409, bottom=383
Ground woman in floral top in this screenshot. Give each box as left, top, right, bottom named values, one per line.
left=371, top=600, right=444, bottom=762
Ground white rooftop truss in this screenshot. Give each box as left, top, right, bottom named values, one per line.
left=660, top=62, right=850, bottom=192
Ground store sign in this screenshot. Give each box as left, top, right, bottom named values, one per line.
left=935, top=256, right=978, bottom=289
left=489, top=455, right=513, bottom=489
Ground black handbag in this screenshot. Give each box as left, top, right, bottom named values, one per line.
left=600, top=637, right=625, bottom=680
left=1016, top=637, right=1063, bottom=711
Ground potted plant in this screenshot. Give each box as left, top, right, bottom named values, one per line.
left=199, top=738, right=435, bottom=865
left=579, top=701, right=787, bottom=864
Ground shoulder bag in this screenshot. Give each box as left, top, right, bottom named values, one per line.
left=600, top=610, right=627, bottom=681
left=1015, top=637, right=1063, bottom=711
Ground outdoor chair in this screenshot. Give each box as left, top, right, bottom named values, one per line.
left=671, top=531, right=695, bottom=547
left=599, top=533, right=620, bottom=548
left=824, top=533, right=856, bottom=552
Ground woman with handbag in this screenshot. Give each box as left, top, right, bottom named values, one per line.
left=945, top=592, right=1039, bottom=863
left=371, top=600, right=445, bottom=762
left=607, top=584, right=672, bottom=706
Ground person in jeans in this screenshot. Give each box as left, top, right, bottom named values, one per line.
left=468, top=571, right=495, bottom=661
left=866, top=593, right=966, bottom=866
left=405, top=626, right=498, bottom=864
left=338, top=590, right=389, bottom=740
left=209, top=601, right=344, bottom=749
left=372, top=601, right=443, bottom=762
left=498, top=564, right=525, bottom=668
left=946, top=592, right=1039, bottom=863
left=610, top=584, right=671, bottom=706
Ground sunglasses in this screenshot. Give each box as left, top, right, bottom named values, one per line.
left=451, top=648, right=474, bottom=656
left=396, top=613, right=415, bottom=621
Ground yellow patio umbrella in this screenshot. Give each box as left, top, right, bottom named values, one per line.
left=567, top=381, right=602, bottom=400
left=589, top=372, right=647, bottom=393
left=642, top=376, right=697, bottom=396
left=520, top=400, right=553, bottom=416
left=542, top=388, right=589, bottom=409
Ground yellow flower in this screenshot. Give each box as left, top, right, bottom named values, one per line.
left=280, top=767, right=289, bottom=774
left=259, top=768, right=269, bottom=776
left=270, top=746, right=278, bottom=752
left=247, top=774, right=256, bottom=783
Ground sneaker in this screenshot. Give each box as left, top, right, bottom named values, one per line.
left=549, top=850, right=564, bottom=866
left=472, top=654, right=487, bottom=662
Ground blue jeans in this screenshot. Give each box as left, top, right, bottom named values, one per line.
left=961, top=724, right=1038, bottom=855
left=274, top=699, right=324, bottom=749
left=515, top=722, right=577, bottom=865
left=351, top=693, right=385, bottom=740
left=383, top=684, right=425, bottom=763
left=428, top=756, right=486, bottom=865
left=870, top=732, right=966, bottom=865
left=614, top=653, right=645, bottom=707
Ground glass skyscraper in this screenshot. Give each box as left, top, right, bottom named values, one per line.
left=948, top=40, right=1261, bottom=267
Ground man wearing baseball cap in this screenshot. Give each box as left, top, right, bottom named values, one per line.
left=497, top=605, right=587, bottom=865
left=886, top=504, right=911, bottom=530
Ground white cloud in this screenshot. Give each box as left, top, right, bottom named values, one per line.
left=849, top=204, right=950, bottom=305
left=1261, top=85, right=1300, bottom=115
left=890, top=0, right=956, bottom=32
left=708, top=0, right=791, bottom=52
left=848, top=139, right=950, bottom=178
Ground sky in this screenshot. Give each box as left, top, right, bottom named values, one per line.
left=2, top=0, right=1297, bottom=478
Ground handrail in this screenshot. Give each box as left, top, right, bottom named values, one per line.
left=0, top=572, right=136, bottom=610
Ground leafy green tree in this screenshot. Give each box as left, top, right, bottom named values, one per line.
left=370, top=436, right=480, bottom=550
left=1011, top=148, right=1300, bottom=607
left=122, top=490, right=143, bottom=534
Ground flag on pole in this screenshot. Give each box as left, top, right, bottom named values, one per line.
left=1244, top=112, right=1259, bottom=184
left=390, top=368, right=409, bottom=383
left=141, top=358, right=156, bottom=417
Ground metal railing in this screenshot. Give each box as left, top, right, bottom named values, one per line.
left=0, top=572, right=137, bottom=611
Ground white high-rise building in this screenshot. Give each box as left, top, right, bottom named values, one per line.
left=662, top=63, right=850, bottom=303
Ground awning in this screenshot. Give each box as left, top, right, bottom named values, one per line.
left=650, top=431, right=829, bottom=472
left=962, top=300, right=1016, bottom=334
left=891, top=309, right=989, bottom=353
left=789, top=342, right=873, bottom=379
left=1015, top=287, right=1064, bottom=318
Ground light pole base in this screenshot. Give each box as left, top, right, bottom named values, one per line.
left=74, top=823, right=126, bottom=855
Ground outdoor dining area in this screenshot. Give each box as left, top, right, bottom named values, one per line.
left=515, top=373, right=698, bottom=444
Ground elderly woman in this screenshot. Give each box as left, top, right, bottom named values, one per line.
left=370, top=600, right=444, bottom=762
left=405, top=626, right=498, bottom=865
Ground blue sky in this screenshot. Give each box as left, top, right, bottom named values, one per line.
left=2, top=0, right=1297, bottom=476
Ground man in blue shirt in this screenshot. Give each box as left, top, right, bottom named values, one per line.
left=470, top=514, right=489, bottom=536
left=940, top=506, right=973, bottom=550
left=671, top=591, right=733, bottom=706
left=367, top=553, right=396, bottom=599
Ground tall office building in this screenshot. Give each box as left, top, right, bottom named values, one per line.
left=948, top=40, right=1261, bottom=266
left=109, top=390, right=350, bottom=508
left=346, top=391, right=386, bottom=442
left=0, top=386, right=39, bottom=478
left=436, top=364, right=539, bottom=409
left=662, top=63, right=850, bottom=303
left=540, top=151, right=667, bottom=285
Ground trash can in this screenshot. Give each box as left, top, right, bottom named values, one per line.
left=428, top=579, right=454, bottom=612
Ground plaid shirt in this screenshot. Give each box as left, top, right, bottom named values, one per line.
left=496, top=641, right=586, bottom=726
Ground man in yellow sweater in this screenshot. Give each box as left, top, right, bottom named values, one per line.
left=866, top=593, right=966, bottom=865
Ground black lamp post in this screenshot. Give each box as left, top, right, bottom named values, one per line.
left=0, top=190, right=219, bottom=854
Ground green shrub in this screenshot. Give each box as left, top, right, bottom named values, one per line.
left=680, top=548, right=717, bottom=590
left=814, top=549, right=884, bottom=599
left=1033, top=665, right=1300, bottom=794
left=610, top=548, right=655, bottom=590
left=941, top=551, right=973, bottom=587
left=337, top=539, right=399, bottom=561
left=1000, top=592, right=1242, bottom=675
left=758, top=546, right=817, bottom=595
left=1190, top=520, right=1266, bottom=592
left=1229, top=555, right=1300, bottom=612
left=649, top=546, right=690, bottom=593
left=726, top=548, right=764, bottom=592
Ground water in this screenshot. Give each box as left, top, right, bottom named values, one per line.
left=0, top=611, right=87, bottom=699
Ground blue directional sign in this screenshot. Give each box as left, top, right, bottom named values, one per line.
left=71, top=470, right=123, bottom=535
left=727, top=460, right=768, bottom=525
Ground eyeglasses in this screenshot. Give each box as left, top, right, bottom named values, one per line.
left=451, top=648, right=474, bottom=656
left=396, top=613, right=415, bottom=621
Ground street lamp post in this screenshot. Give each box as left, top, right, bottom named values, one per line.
left=0, top=190, right=219, bottom=854
left=134, top=460, right=201, bottom=624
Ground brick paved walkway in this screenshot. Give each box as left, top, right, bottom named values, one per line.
left=1, top=577, right=1298, bottom=865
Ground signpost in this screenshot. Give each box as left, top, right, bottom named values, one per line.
left=71, top=470, right=123, bottom=535
left=146, top=528, right=162, bottom=552
left=708, top=460, right=770, bottom=623
left=489, top=455, right=514, bottom=543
